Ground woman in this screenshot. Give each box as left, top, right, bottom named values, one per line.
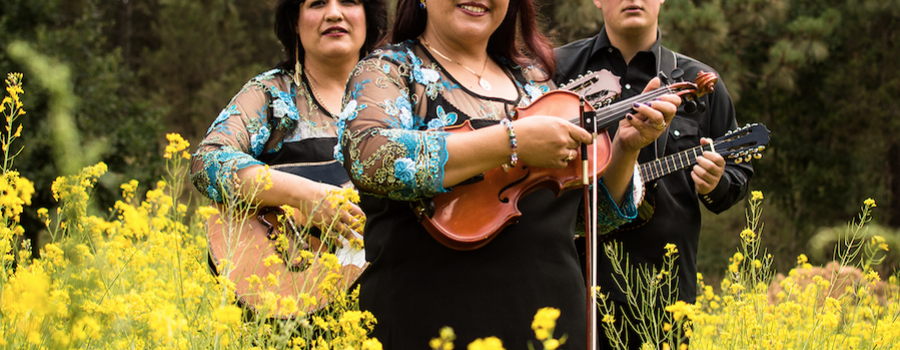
left=335, top=0, right=679, bottom=347
left=190, top=0, right=386, bottom=306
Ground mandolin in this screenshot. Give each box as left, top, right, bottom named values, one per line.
left=601, top=122, right=770, bottom=235
left=206, top=160, right=367, bottom=318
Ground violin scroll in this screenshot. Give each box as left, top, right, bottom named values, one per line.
left=669, top=71, right=718, bottom=114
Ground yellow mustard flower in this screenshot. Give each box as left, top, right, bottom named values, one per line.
left=751, top=191, right=763, bottom=201
left=467, top=337, right=505, bottom=350
left=864, top=198, right=876, bottom=208
left=740, top=228, right=756, bottom=242
left=664, top=243, right=678, bottom=257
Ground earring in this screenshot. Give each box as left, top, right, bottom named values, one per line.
left=419, top=0, right=426, bottom=9
left=293, top=39, right=302, bottom=87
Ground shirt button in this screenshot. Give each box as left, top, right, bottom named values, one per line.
left=625, top=84, right=631, bottom=90
left=674, top=130, right=681, bottom=137
left=608, top=48, right=613, bottom=53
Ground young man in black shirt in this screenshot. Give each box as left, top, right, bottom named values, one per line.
left=554, top=0, right=754, bottom=348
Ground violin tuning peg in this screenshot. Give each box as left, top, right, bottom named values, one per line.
left=670, top=68, right=685, bottom=81
left=658, top=71, right=670, bottom=85
left=697, top=101, right=707, bottom=113
left=684, top=100, right=697, bottom=114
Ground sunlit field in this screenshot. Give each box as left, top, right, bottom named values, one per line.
left=2, top=73, right=898, bottom=349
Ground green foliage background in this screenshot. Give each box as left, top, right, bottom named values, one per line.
left=2, top=0, right=898, bottom=283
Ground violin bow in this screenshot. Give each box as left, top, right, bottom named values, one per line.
left=580, top=97, right=600, bottom=350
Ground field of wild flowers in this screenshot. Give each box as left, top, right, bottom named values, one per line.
left=1, top=72, right=899, bottom=350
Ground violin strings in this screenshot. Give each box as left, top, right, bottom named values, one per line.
left=566, top=87, right=672, bottom=126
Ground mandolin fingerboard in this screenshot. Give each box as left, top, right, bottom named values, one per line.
left=640, top=143, right=718, bottom=182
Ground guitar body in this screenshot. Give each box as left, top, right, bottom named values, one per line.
left=206, top=160, right=367, bottom=318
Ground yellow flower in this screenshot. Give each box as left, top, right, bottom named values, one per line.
left=164, top=133, right=191, bottom=158
left=796, top=254, right=808, bottom=265
left=280, top=295, right=299, bottom=315
left=865, top=269, right=881, bottom=283
left=467, top=337, right=505, bottom=350
left=363, top=339, right=384, bottom=350
left=664, top=301, right=696, bottom=321
left=664, top=243, right=678, bottom=257
left=864, top=198, right=876, bottom=208
left=543, top=339, right=560, bottom=350
left=263, top=253, right=283, bottom=267
left=740, top=228, right=756, bottom=242
left=751, top=191, right=764, bottom=201
left=602, top=314, right=615, bottom=324
left=532, top=307, right=560, bottom=330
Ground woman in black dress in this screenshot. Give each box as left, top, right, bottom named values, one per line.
left=335, top=0, right=680, bottom=347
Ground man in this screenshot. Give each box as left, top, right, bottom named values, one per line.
left=554, top=0, right=753, bottom=348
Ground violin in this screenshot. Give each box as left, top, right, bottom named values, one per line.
left=412, top=70, right=719, bottom=251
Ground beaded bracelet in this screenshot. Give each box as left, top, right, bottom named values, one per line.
left=500, top=118, right=518, bottom=167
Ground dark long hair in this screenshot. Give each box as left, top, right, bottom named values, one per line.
left=275, top=0, right=388, bottom=71
left=385, top=0, right=556, bottom=78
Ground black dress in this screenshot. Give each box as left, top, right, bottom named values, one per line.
left=337, top=40, right=636, bottom=349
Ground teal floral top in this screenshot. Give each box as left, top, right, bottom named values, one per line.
left=335, top=40, right=558, bottom=199
left=191, top=68, right=341, bottom=202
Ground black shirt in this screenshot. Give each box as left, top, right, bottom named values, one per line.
left=554, top=28, right=754, bottom=303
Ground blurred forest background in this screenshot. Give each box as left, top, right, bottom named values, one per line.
left=1, top=0, right=898, bottom=287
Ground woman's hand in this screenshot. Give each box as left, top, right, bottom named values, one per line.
left=613, top=77, right=681, bottom=154
left=295, top=182, right=365, bottom=239
left=513, top=116, right=593, bottom=168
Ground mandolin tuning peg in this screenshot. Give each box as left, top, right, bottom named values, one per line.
left=735, top=157, right=743, bottom=164
left=753, top=153, right=762, bottom=160
left=670, top=68, right=685, bottom=81
left=697, top=101, right=707, bottom=113
left=758, top=146, right=766, bottom=152
left=745, top=154, right=752, bottom=162
left=684, top=100, right=697, bottom=114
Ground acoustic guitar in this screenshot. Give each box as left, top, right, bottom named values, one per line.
left=206, top=160, right=367, bottom=319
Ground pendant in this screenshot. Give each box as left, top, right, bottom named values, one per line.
left=479, top=77, right=492, bottom=91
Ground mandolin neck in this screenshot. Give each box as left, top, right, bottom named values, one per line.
left=640, top=141, right=718, bottom=182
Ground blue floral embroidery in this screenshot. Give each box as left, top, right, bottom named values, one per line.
left=255, top=69, right=281, bottom=81
left=208, top=105, right=240, bottom=135
left=334, top=100, right=360, bottom=162
left=270, top=86, right=300, bottom=125
left=427, top=105, right=458, bottom=129
left=524, top=83, right=545, bottom=102
left=394, top=158, right=417, bottom=185
left=409, top=48, right=444, bottom=98
left=382, top=95, right=418, bottom=130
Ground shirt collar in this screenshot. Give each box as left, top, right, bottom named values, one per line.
left=589, top=27, right=663, bottom=62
